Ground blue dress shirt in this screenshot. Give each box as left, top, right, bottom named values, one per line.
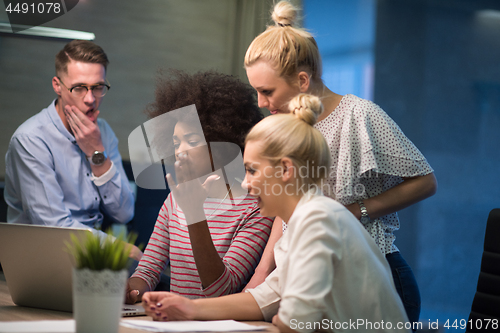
left=4, top=100, right=135, bottom=236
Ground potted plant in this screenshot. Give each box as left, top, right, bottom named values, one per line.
left=65, top=231, right=137, bottom=333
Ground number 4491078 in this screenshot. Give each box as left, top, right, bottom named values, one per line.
left=444, top=319, right=498, bottom=330
left=5, top=2, right=62, bottom=14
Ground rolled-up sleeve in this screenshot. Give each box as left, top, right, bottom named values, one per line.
left=247, top=269, right=281, bottom=322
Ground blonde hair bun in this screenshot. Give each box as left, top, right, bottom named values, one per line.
left=288, top=93, right=323, bottom=126
left=272, top=1, right=298, bottom=27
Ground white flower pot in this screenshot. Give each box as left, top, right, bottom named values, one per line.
left=72, top=268, right=127, bottom=333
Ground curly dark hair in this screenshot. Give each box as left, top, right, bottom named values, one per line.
left=145, top=69, right=263, bottom=153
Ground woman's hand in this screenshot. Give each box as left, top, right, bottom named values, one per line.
left=142, top=291, right=196, bottom=321
left=125, top=284, right=141, bottom=305
left=166, top=155, right=218, bottom=225
left=125, top=277, right=149, bottom=304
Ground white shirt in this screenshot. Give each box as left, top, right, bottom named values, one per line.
left=248, top=190, right=410, bottom=333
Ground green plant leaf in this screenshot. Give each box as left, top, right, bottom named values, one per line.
left=65, top=229, right=138, bottom=271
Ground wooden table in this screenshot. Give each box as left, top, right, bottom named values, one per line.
left=0, top=272, right=278, bottom=332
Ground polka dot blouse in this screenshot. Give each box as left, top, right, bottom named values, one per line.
left=313, top=94, right=434, bottom=254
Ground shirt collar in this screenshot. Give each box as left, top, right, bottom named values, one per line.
left=294, top=186, right=324, bottom=211
left=47, top=99, right=77, bottom=144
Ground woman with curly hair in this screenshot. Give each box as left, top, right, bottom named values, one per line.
left=125, top=70, right=273, bottom=302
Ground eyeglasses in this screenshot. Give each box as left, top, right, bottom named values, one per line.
left=57, top=77, right=111, bottom=98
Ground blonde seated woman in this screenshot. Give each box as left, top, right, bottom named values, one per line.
left=141, top=94, right=411, bottom=333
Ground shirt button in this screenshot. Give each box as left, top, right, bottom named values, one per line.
left=103, top=196, right=107, bottom=199
left=87, top=173, right=90, bottom=176
left=95, top=197, right=98, bottom=200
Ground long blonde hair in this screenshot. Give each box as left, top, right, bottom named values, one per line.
left=244, top=1, right=322, bottom=83
left=246, top=93, right=330, bottom=188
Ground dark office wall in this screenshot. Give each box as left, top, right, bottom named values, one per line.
left=0, top=0, right=270, bottom=179
left=0, top=0, right=271, bottom=244
left=374, top=0, right=500, bottom=320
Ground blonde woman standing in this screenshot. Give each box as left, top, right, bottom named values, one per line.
left=243, top=1, right=437, bottom=326
left=141, top=94, right=411, bottom=333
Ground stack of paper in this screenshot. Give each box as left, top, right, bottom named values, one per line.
left=121, top=320, right=268, bottom=332
left=0, top=319, right=268, bottom=332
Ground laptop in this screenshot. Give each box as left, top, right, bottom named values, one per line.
left=0, top=223, right=145, bottom=316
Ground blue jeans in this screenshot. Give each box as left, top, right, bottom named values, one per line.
left=386, top=252, right=421, bottom=329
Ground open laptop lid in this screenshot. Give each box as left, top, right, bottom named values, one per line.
left=0, top=223, right=92, bottom=312
left=0, top=223, right=146, bottom=316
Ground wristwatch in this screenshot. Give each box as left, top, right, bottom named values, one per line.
left=87, top=150, right=107, bottom=166
left=357, top=200, right=370, bottom=222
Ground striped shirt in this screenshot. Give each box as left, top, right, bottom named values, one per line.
left=132, top=193, right=273, bottom=298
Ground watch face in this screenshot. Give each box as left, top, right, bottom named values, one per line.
left=92, top=152, right=106, bottom=165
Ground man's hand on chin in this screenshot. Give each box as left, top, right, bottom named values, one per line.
left=64, top=105, right=104, bottom=157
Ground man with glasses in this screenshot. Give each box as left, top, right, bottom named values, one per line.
left=4, top=40, right=139, bottom=258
